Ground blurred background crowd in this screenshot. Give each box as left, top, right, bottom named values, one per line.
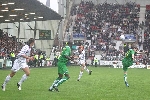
left=63, top=1, right=150, bottom=65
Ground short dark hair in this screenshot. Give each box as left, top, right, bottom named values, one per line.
left=27, top=38, right=34, bottom=46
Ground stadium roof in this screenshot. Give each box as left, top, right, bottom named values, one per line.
left=0, top=0, right=62, bottom=23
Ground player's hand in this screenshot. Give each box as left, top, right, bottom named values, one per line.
left=136, top=61, right=140, bottom=65
left=26, top=59, right=29, bottom=62
left=70, top=56, right=74, bottom=61
left=29, top=56, right=34, bottom=61
left=73, top=56, right=79, bottom=59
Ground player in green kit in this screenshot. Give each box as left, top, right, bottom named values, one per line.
left=122, top=44, right=138, bottom=87
left=49, top=42, right=73, bottom=92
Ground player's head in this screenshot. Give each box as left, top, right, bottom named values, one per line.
left=27, top=38, right=35, bottom=47
left=78, top=46, right=83, bottom=53
left=78, top=45, right=84, bottom=50
left=80, top=45, right=84, bottom=50
left=131, top=43, right=138, bottom=52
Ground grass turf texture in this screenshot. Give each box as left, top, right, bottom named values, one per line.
left=0, top=66, right=150, bottom=100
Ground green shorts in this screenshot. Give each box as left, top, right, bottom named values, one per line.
left=122, top=59, right=133, bottom=71
left=57, top=61, right=69, bottom=74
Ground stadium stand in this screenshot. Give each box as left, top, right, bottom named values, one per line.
left=0, top=30, right=22, bottom=58
left=64, top=1, right=149, bottom=65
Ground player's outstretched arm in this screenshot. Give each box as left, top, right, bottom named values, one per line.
left=73, top=56, right=79, bottom=59
left=65, top=55, right=72, bottom=60
left=21, top=55, right=34, bottom=61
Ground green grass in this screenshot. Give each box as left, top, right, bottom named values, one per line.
left=0, top=66, right=150, bottom=100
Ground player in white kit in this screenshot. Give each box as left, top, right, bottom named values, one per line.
left=1, top=38, right=35, bottom=91
left=74, top=46, right=92, bottom=81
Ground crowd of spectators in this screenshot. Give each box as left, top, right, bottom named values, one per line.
left=68, top=1, right=140, bottom=61
left=0, top=30, right=47, bottom=68
left=143, top=6, right=150, bottom=55
left=0, top=29, right=24, bottom=59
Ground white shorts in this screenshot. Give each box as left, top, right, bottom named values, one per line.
left=11, top=59, right=28, bottom=72
left=78, top=60, right=85, bottom=65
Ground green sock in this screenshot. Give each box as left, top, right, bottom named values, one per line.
left=124, top=74, right=127, bottom=82
left=54, top=76, right=70, bottom=87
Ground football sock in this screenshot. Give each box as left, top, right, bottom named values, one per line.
left=124, top=74, right=127, bottom=82
left=85, top=68, right=89, bottom=73
left=50, top=77, right=61, bottom=89
left=84, top=66, right=89, bottom=73
left=18, top=74, right=28, bottom=85
left=78, top=71, right=83, bottom=80
left=54, top=76, right=70, bottom=87
left=3, top=75, right=11, bottom=86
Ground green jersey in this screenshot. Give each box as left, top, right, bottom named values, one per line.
left=124, top=49, right=135, bottom=61
left=122, top=49, right=135, bottom=71
left=58, top=46, right=71, bottom=64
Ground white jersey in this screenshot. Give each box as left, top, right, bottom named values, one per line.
left=11, top=45, right=31, bottom=72
left=79, top=50, right=85, bottom=61
left=74, top=50, right=85, bottom=64
left=17, top=45, right=31, bottom=62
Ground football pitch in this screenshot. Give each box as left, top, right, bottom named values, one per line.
left=0, top=66, right=150, bottom=100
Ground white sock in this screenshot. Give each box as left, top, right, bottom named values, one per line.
left=86, top=68, right=89, bottom=73
left=78, top=71, right=83, bottom=80
left=3, top=75, right=11, bottom=86
left=124, top=76, right=127, bottom=82
left=49, top=80, right=59, bottom=89
left=124, top=74, right=127, bottom=82
left=18, top=74, right=28, bottom=85
left=84, top=66, right=89, bottom=73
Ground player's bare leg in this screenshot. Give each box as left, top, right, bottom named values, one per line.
left=77, top=63, right=92, bottom=81
left=82, top=63, right=92, bottom=75
left=77, top=65, right=84, bottom=81
left=2, top=71, right=16, bottom=91
left=17, top=67, right=30, bottom=90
